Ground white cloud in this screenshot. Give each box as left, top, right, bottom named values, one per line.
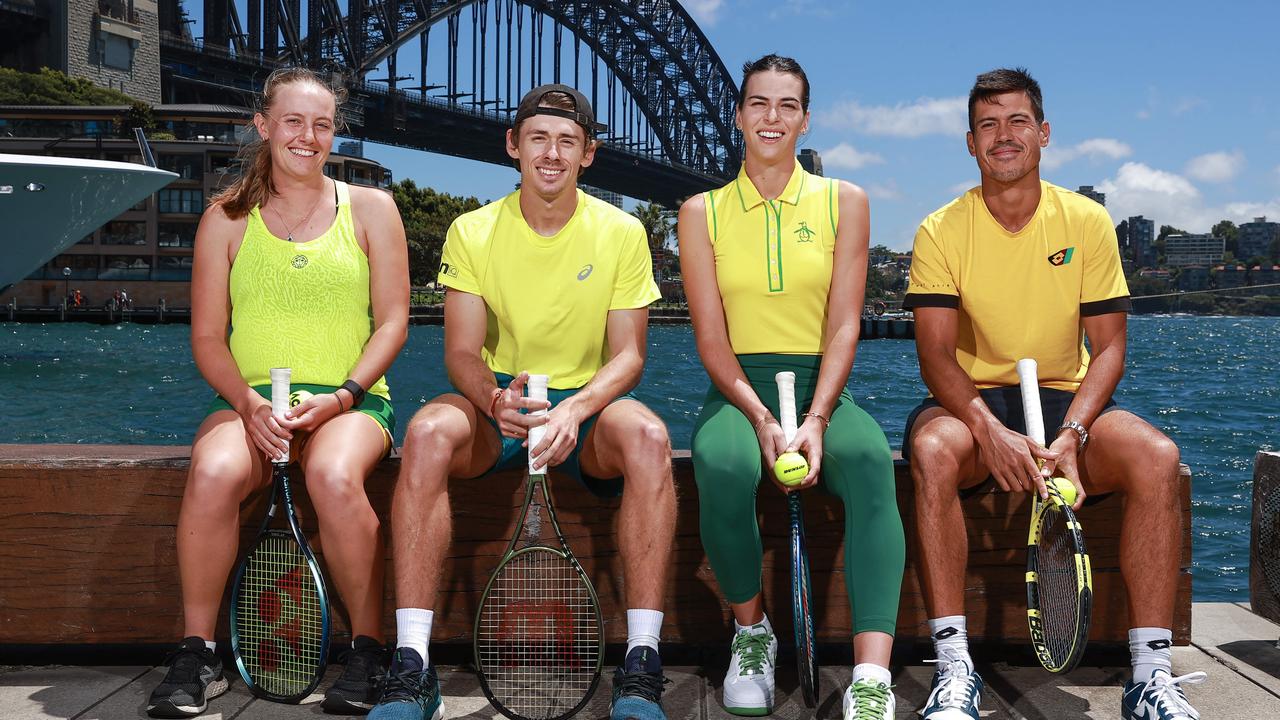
left=948, top=180, right=977, bottom=195
left=682, top=0, right=724, bottom=25
left=1097, top=161, right=1280, bottom=233
left=1184, top=151, right=1245, bottom=183
left=1041, top=138, right=1132, bottom=170
left=821, top=142, right=884, bottom=170
left=865, top=181, right=901, bottom=201
left=819, top=96, right=968, bottom=138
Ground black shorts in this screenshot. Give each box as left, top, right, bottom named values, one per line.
left=902, top=386, right=1118, bottom=501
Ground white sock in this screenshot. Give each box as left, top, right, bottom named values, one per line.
left=734, top=613, right=773, bottom=635
left=852, top=662, right=892, bottom=687
left=1129, top=627, right=1173, bottom=683
left=395, top=608, right=434, bottom=665
left=626, top=609, right=664, bottom=655
left=203, top=640, right=216, bottom=652
left=928, top=615, right=972, bottom=672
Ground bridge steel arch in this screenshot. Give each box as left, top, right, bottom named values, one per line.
left=303, top=0, right=743, bottom=179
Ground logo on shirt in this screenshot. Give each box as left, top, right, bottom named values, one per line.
left=1048, top=247, right=1075, bottom=266
left=577, top=264, right=594, bottom=281
left=439, top=261, right=458, bottom=278
left=794, top=221, right=816, bottom=243
left=291, top=254, right=308, bottom=269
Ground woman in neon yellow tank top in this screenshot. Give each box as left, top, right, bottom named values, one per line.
left=146, top=68, right=409, bottom=718
left=679, top=55, right=905, bottom=719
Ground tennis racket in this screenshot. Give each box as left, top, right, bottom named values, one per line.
left=1016, top=358, right=1093, bottom=674
left=474, top=373, right=604, bottom=720
left=776, top=371, right=819, bottom=707
left=229, top=367, right=331, bottom=702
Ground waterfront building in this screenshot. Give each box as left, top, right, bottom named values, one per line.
left=580, top=184, right=624, bottom=208
left=1165, top=233, right=1225, bottom=267
left=1075, top=185, right=1105, bottom=206
left=798, top=148, right=824, bottom=176
left=1176, top=266, right=1209, bottom=292
left=1237, top=216, right=1279, bottom=262
left=1212, top=264, right=1247, bottom=289
left=0, top=104, right=389, bottom=307
left=1125, top=215, right=1156, bottom=267
left=0, top=0, right=163, bottom=103
left=1251, top=265, right=1280, bottom=287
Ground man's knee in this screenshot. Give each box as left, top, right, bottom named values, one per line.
left=403, top=406, right=468, bottom=461
left=1114, top=431, right=1181, bottom=502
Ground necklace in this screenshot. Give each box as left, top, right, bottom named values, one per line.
left=268, top=179, right=329, bottom=242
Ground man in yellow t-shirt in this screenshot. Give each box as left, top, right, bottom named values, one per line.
left=902, top=68, right=1200, bottom=720
left=369, top=84, right=676, bottom=720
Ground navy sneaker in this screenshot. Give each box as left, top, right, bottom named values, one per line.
left=323, top=635, right=391, bottom=714
left=146, top=637, right=230, bottom=718
left=610, top=646, right=669, bottom=720
left=921, top=657, right=982, bottom=720
left=1121, top=670, right=1206, bottom=720
left=367, top=648, right=444, bottom=720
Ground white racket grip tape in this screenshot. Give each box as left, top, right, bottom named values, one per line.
left=775, top=371, right=798, bottom=445
left=269, top=367, right=292, bottom=463
left=526, top=374, right=549, bottom=476
left=1015, top=358, right=1047, bottom=447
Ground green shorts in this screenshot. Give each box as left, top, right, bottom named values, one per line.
left=208, top=383, right=396, bottom=453
left=469, top=373, right=633, bottom=498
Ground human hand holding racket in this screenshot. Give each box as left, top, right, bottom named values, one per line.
left=492, top=371, right=552, bottom=440
left=240, top=396, right=291, bottom=461
left=775, top=371, right=819, bottom=707
left=474, top=373, right=604, bottom=720
left=229, top=367, right=331, bottom=702
left=1016, top=358, right=1093, bottom=674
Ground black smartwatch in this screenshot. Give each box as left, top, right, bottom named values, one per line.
left=339, top=379, right=366, bottom=409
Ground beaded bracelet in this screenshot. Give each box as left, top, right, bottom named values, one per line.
left=801, top=411, right=831, bottom=428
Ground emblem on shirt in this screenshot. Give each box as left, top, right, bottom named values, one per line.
left=577, top=264, right=594, bottom=281
left=794, top=221, right=816, bottom=243
left=291, top=254, right=308, bottom=269
left=439, top=262, right=458, bottom=278
left=1048, top=247, right=1075, bottom=266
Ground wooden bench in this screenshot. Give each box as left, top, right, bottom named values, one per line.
left=0, top=445, right=1192, bottom=647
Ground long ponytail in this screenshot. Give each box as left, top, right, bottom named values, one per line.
left=212, top=67, right=348, bottom=219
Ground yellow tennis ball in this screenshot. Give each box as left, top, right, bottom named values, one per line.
left=773, top=451, right=809, bottom=486
left=1049, top=476, right=1078, bottom=506
left=288, top=389, right=313, bottom=409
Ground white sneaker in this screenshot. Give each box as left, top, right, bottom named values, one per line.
left=722, top=624, right=776, bottom=716
left=843, top=679, right=895, bottom=720
left=921, top=655, right=983, bottom=720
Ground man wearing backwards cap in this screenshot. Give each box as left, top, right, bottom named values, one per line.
left=368, top=84, right=676, bottom=720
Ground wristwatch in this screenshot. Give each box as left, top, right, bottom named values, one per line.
left=339, top=379, right=366, bottom=409
left=1057, top=420, right=1089, bottom=450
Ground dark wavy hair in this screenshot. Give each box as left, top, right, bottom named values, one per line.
left=739, top=54, right=810, bottom=112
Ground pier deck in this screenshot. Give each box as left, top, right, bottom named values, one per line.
left=2, top=603, right=1277, bottom=719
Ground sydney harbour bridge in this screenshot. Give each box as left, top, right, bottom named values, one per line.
left=159, top=0, right=744, bottom=205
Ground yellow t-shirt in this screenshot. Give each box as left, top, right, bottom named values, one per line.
left=903, top=181, right=1130, bottom=391
left=703, top=161, right=839, bottom=354
left=437, top=189, right=661, bottom=389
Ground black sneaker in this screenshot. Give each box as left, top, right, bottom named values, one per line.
left=367, top=647, right=444, bottom=720
left=322, top=636, right=391, bottom=714
left=610, top=646, right=670, bottom=720
left=146, top=637, right=230, bottom=718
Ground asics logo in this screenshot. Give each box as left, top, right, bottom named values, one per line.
left=577, top=264, right=594, bottom=281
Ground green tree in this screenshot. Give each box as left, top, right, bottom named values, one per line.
left=0, top=67, right=135, bottom=105
left=1212, top=219, right=1239, bottom=254
left=117, top=100, right=156, bottom=138
left=632, top=201, right=676, bottom=284
left=389, top=179, right=484, bottom=286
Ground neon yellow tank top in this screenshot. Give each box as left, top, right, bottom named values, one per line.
left=704, top=161, right=839, bottom=354
left=228, top=180, right=390, bottom=399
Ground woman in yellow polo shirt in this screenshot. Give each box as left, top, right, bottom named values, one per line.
left=678, top=54, right=904, bottom=720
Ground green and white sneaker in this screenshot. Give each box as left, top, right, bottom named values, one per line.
left=842, top=679, right=894, bottom=720
left=722, top=624, right=776, bottom=716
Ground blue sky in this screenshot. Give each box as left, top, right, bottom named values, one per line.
left=205, top=1, right=1280, bottom=250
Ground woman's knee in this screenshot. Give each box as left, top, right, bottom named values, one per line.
left=185, top=453, right=257, bottom=506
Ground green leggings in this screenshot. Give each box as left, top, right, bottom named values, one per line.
left=690, top=354, right=905, bottom=636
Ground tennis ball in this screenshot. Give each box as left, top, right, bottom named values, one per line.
left=1049, top=477, right=1078, bottom=506
left=288, top=389, right=313, bottom=409
left=773, top=451, right=809, bottom=486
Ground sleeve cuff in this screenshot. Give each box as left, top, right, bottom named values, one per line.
left=438, top=275, right=480, bottom=295
left=1080, top=296, right=1131, bottom=316
left=902, top=292, right=959, bottom=310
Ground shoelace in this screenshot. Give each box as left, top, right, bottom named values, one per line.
left=1145, top=671, right=1206, bottom=718
left=159, top=646, right=208, bottom=686
left=849, top=681, right=891, bottom=720
left=336, top=645, right=385, bottom=684
left=380, top=664, right=435, bottom=703
left=614, top=669, right=670, bottom=704
left=924, top=659, right=978, bottom=709
left=732, top=631, right=773, bottom=675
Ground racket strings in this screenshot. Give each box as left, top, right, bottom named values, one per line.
left=235, top=534, right=325, bottom=697
left=1257, top=479, right=1280, bottom=598
left=1035, top=510, right=1085, bottom=665
left=477, top=547, right=601, bottom=720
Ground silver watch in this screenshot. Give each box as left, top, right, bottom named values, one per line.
left=1057, top=420, right=1089, bottom=450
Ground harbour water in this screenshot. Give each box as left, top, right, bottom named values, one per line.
left=1, top=315, right=1276, bottom=601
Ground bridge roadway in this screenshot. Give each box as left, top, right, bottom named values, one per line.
left=160, top=36, right=729, bottom=208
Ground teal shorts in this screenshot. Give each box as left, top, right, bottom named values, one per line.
left=471, top=373, right=633, bottom=498
left=208, top=383, right=396, bottom=454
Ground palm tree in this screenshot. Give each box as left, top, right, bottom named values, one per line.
left=632, top=202, right=676, bottom=287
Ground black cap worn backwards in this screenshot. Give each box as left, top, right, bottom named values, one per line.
left=513, top=83, right=608, bottom=137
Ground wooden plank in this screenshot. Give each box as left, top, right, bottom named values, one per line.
left=0, top=445, right=1192, bottom=646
